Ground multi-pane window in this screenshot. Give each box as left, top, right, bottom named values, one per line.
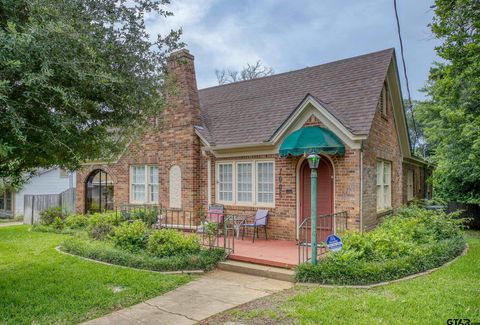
left=0, top=189, right=13, bottom=212
left=237, top=163, right=252, bottom=203
left=216, top=160, right=275, bottom=206
left=218, top=163, right=233, bottom=202
left=149, top=166, right=159, bottom=203
left=130, top=165, right=158, bottom=204
left=377, top=160, right=391, bottom=211
left=407, top=169, right=414, bottom=201
left=257, top=162, right=274, bottom=204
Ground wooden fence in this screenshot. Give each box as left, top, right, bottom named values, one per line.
left=23, top=188, right=76, bottom=225
left=61, top=188, right=76, bottom=216
left=447, top=202, right=480, bottom=230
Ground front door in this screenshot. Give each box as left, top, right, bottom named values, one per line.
left=299, top=158, right=333, bottom=242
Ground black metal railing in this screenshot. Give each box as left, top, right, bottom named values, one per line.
left=119, top=204, right=198, bottom=231
left=198, top=215, right=235, bottom=255
left=118, top=204, right=235, bottom=255
left=298, top=211, right=348, bottom=264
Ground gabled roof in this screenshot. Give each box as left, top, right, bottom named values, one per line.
left=197, top=48, right=394, bottom=146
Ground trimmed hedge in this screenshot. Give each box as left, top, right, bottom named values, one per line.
left=61, top=237, right=225, bottom=272
left=296, top=236, right=465, bottom=284
left=31, top=224, right=76, bottom=235
left=296, top=206, right=467, bottom=285
left=147, top=229, right=201, bottom=258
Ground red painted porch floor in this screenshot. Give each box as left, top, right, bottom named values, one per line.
left=227, top=238, right=308, bottom=269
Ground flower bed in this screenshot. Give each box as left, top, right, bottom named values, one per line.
left=61, top=237, right=225, bottom=272
left=33, top=209, right=225, bottom=272
left=296, top=206, right=467, bottom=285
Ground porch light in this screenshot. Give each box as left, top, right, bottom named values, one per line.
left=307, top=153, right=320, bottom=169
left=307, top=152, right=320, bottom=265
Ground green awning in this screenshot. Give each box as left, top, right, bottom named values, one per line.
left=279, top=126, right=345, bottom=157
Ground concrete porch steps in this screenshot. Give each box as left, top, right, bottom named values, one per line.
left=217, top=260, right=295, bottom=283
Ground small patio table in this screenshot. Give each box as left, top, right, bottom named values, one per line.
left=226, top=215, right=246, bottom=239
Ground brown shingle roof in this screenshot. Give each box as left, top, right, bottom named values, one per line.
left=197, top=48, right=394, bottom=146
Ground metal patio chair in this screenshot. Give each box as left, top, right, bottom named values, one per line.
left=241, top=209, right=269, bottom=243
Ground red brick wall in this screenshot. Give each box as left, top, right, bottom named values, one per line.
left=76, top=50, right=203, bottom=214
left=361, top=83, right=403, bottom=230
left=402, top=161, right=431, bottom=203
left=76, top=59, right=408, bottom=240
left=198, top=114, right=362, bottom=241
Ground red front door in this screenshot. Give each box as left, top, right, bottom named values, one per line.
left=299, top=158, right=333, bottom=242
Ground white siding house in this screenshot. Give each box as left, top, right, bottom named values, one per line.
left=14, top=168, right=76, bottom=217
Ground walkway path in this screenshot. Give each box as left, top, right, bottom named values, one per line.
left=0, top=221, right=23, bottom=227
left=82, top=269, right=293, bottom=325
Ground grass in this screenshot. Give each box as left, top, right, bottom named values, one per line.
left=0, top=225, right=192, bottom=324
left=202, top=231, right=480, bottom=325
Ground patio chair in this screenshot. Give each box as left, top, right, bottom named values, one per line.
left=241, top=209, right=269, bottom=243
left=206, top=204, right=224, bottom=224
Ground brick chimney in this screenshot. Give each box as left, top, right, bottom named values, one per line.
left=164, top=49, right=202, bottom=128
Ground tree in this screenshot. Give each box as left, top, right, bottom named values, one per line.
left=215, top=60, right=274, bottom=85
left=0, top=0, right=182, bottom=187
left=404, top=99, right=428, bottom=158
left=415, top=0, right=480, bottom=203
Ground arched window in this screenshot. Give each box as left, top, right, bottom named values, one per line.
left=85, top=169, right=114, bottom=213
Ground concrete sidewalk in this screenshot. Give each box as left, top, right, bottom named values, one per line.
left=82, top=270, right=293, bottom=325
left=0, top=221, right=23, bottom=227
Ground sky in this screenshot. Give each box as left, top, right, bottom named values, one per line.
left=146, top=0, right=440, bottom=100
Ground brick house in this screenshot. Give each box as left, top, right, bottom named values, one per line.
left=76, top=48, right=430, bottom=241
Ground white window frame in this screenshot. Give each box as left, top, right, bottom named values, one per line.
left=256, top=161, right=275, bottom=205
left=129, top=165, right=159, bottom=204
left=0, top=189, right=13, bottom=213
left=215, top=159, right=275, bottom=207
left=376, top=159, right=392, bottom=211
left=407, top=169, right=414, bottom=201
left=236, top=161, right=254, bottom=204
left=217, top=162, right=234, bottom=204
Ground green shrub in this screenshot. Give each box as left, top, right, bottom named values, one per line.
left=51, top=217, right=65, bottom=230
left=87, top=212, right=120, bottom=240
left=87, top=212, right=120, bottom=230
left=122, top=207, right=159, bottom=225
left=295, top=206, right=467, bottom=285
left=296, top=237, right=465, bottom=285
left=61, top=237, right=225, bottom=271
left=65, top=214, right=89, bottom=229
left=147, top=229, right=201, bottom=258
left=112, top=220, right=149, bottom=252
left=40, top=207, right=63, bottom=225
left=31, top=224, right=75, bottom=235
left=90, top=224, right=114, bottom=241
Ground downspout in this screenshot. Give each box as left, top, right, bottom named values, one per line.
left=207, top=158, right=212, bottom=206
left=360, top=142, right=364, bottom=234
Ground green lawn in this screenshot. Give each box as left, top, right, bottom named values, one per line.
left=204, top=231, right=480, bottom=325
left=0, top=225, right=192, bottom=324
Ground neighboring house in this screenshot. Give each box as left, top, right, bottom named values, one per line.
left=0, top=168, right=76, bottom=218
left=76, top=48, right=431, bottom=240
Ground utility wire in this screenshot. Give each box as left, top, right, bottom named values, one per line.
left=393, top=0, right=418, bottom=152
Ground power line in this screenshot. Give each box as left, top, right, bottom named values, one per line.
left=393, top=0, right=418, bottom=152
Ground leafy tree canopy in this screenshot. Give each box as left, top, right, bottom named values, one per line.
left=0, top=0, right=182, bottom=187
left=416, top=0, right=480, bottom=203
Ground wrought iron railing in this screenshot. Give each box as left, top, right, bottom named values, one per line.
left=198, top=215, right=235, bottom=255
left=298, top=211, right=348, bottom=264
left=119, top=204, right=235, bottom=255
left=119, top=204, right=198, bottom=231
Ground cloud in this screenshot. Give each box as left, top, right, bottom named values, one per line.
left=146, top=0, right=439, bottom=98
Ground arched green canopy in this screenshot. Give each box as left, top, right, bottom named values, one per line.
left=279, top=126, right=345, bottom=157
